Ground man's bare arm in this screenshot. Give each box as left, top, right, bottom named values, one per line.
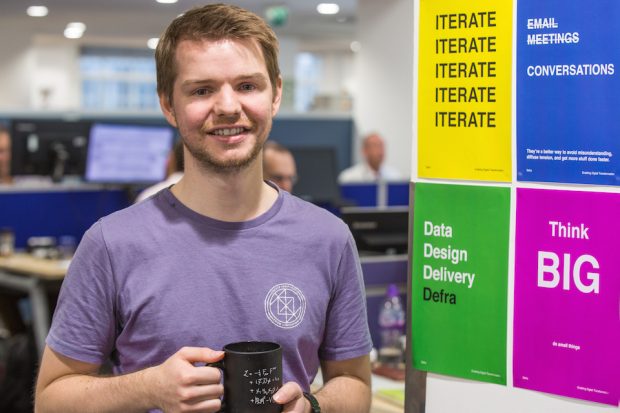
left=35, top=345, right=224, bottom=413
left=273, top=354, right=371, bottom=413
left=314, top=354, right=372, bottom=413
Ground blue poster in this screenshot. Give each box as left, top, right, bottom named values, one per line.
left=517, top=1, right=620, bottom=186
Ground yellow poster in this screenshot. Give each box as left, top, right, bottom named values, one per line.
left=418, top=0, right=512, bottom=181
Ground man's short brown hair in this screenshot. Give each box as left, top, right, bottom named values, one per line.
left=155, top=3, right=280, bottom=103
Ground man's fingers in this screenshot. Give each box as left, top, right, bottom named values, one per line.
left=273, top=381, right=303, bottom=405
left=178, top=346, right=225, bottom=363
left=187, top=365, right=223, bottom=386
left=182, top=383, right=224, bottom=403
left=180, top=397, right=222, bottom=413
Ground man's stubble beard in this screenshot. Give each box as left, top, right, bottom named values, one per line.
left=184, top=137, right=264, bottom=174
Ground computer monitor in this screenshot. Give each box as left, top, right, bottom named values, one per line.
left=10, top=119, right=91, bottom=181
left=290, top=146, right=341, bottom=204
left=340, top=206, right=409, bottom=255
left=85, top=123, right=174, bottom=184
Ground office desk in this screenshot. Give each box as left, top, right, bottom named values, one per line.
left=370, top=374, right=405, bottom=413
left=0, top=253, right=67, bottom=357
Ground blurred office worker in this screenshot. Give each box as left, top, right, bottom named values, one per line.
left=0, top=125, right=12, bottom=185
left=134, top=139, right=184, bottom=203
left=338, top=132, right=402, bottom=183
left=263, top=140, right=297, bottom=192
left=35, top=4, right=372, bottom=413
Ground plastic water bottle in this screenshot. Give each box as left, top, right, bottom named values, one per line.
left=378, top=284, right=405, bottom=366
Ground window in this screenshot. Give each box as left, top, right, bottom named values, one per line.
left=80, top=47, right=159, bottom=111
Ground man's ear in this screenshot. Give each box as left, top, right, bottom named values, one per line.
left=271, top=76, right=283, bottom=117
left=159, top=94, right=178, bottom=128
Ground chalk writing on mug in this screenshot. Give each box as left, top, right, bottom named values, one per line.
left=245, top=366, right=281, bottom=405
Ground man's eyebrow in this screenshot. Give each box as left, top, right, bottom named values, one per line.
left=237, top=72, right=267, bottom=81
left=180, top=79, right=214, bottom=87
left=181, top=73, right=267, bottom=87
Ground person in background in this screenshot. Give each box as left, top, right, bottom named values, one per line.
left=134, top=138, right=184, bottom=203
left=338, top=132, right=402, bottom=183
left=0, top=125, right=12, bottom=185
left=35, top=4, right=372, bottom=413
left=263, top=140, right=297, bottom=193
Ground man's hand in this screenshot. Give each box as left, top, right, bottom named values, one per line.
left=273, top=382, right=310, bottom=413
left=145, top=346, right=225, bottom=413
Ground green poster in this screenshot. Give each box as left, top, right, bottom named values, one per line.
left=411, top=182, right=510, bottom=384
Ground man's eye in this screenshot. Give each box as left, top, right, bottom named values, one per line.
left=239, top=83, right=256, bottom=91
left=193, top=88, right=209, bottom=96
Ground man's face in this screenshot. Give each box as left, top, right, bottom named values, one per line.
left=264, top=150, right=297, bottom=192
left=363, top=134, right=385, bottom=172
left=0, top=132, right=11, bottom=179
left=160, top=38, right=282, bottom=174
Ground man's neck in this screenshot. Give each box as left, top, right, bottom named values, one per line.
left=170, top=159, right=278, bottom=222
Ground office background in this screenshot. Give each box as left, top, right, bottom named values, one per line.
left=0, top=2, right=412, bottom=412
left=0, top=0, right=413, bottom=179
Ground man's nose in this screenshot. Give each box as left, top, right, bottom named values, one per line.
left=213, top=85, right=241, bottom=116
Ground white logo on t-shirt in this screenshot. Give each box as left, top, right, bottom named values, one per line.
left=264, top=283, right=306, bottom=329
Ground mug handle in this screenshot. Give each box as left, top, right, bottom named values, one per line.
left=204, top=360, right=224, bottom=369
left=204, top=361, right=226, bottom=413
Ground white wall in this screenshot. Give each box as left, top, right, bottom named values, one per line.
left=30, top=37, right=81, bottom=110
left=0, top=34, right=81, bottom=111
left=353, top=0, right=413, bottom=178
left=0, top=24, right=34, bottom=109
left=316, top=51, right=356, bottom=97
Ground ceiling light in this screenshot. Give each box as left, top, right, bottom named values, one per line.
left=147, top=38, right=160, bottom=50
left=64, top=22, right=86, bottom=39
left=350, top=41, right=361, bottom=53
left=64, top=28, right=83, bottom=39
left=317, top=3, right=340, bottom=15
left=156, top=0, right=178, bottom=3
left=27, top=6, right=49, bottom=17
left=67, top=22, right=86, bottom=31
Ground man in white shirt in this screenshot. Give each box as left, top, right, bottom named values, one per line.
left=338, top=133, right=402, bottom=183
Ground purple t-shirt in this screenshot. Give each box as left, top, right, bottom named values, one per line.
left=47, top=186, right=372, bottom=390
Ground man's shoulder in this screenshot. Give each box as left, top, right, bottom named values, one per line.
left=338, top=163, right=366, bottom=183
left=338, top=163, right=379, bottom=183
left=98, top=194, right=166, bottom=236
left=281, top=192, right=350, bottom=236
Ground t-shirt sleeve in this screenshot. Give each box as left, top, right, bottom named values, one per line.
left=319, top=233, right=373, bottom=361
left=46, top=221, right=116, bottom=365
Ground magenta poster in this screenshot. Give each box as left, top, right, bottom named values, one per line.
left=513, top=188, right=620, bottom=406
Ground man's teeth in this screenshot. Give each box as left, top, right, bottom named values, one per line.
left=212, top=127, right=244, bottom=136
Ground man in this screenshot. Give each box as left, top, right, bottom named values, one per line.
left=263, top=140, right=297, bottom=193
left=35, top=4, right=372, bottom=413
left=135, top=139, right=184, bottom=203
left=338, top=132, right=402, bottom=183
left=0, top=125, right=12, bottom=185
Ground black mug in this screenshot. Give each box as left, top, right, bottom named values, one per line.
left=208, top=341, right=283, bottom=413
